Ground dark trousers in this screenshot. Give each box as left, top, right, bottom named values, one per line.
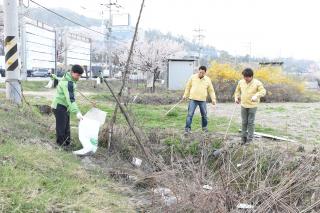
left=241, top=107, right=257, bottom=141
left=185, top=99, right=208, bottom=130
left=53, top=79, right=59, bottom=88
left=53, top=104, right=71, bottom=146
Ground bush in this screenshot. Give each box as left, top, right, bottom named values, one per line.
left=207, top=61, right=307, bottom=102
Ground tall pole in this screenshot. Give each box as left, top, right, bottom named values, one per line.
left=18, top=0, right=27, bottom=80
left=54, top=30, right=57, bottom=74
left=64, top=31, right=68, bottom=71
left=3, top=0, right=22, bottom=104
left=101, top=0, right=122, bottom=78
left=193, top=26, right=205, bottom=65
left=89, top=38, right=92, bottom=79
left=108, top=0, right=112, bottom=78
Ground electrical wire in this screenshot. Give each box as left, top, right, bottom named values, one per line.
left=29, top=0, right=106, bottom=36
left=29, top=0, right=131, bottom=47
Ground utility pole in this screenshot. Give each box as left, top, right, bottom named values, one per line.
left=101, top=0, right=122, bottom=78
left=54, top=30, right=57, bottom=75
left=64, top=30, right=68, bottom=71
left=249, top=41, right=252, bottom=64
left=89, top=38, right=92, bottom=79
left=193, top=26, right=205, bottom=64
left=3, top=0, right=21, bottom=104
left=18, top=0, right=27, bottom=80
left=243, top=41, right=252, bottom=64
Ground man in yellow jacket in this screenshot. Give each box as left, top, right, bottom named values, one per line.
left=234, top=68, right=266, bottom=144
left=183, top=66, right=216, bottom=134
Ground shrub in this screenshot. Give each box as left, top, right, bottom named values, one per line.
left=207, top=61, right=306, bottom=102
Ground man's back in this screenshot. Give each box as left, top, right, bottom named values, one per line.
left=51, top=72, right=79, bottom=114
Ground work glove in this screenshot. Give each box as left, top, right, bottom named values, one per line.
left=251, top=95, right=258, bottom=102
left=76, top=112, right=84, bottom=121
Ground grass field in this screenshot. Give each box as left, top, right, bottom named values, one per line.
left=0, top=98, right=133, bottom=212
left=1, top=79, right=319, bottom=212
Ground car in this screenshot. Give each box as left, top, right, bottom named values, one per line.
left=114, top=71, right=122, bottom=78
left=31, top=69, right=50, bottom=77
left=27, top=70, right=33, bottom=77
left=0, top=69, right=5, bottom=77
left=56, top=69, right=65, bottom=77
left=102, top=69, right=110, bottom=78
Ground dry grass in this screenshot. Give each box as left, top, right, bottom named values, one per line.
left=107, top=126, right=320, bottom=212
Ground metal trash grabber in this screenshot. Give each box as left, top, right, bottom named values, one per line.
left=223, top=104, right=238, bottom=141
left=77, top=90, right=97, bottom=107
left=165, top=99, right=184, bottom=116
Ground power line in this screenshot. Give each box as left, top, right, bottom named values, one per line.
left=29, top=0, right=106, bottom=36
left=28, top=0, right=129, bottom=47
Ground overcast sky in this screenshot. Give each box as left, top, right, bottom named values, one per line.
left=28, top=0, right=320, bottom=61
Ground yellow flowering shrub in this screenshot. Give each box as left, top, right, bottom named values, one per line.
left=207, top=61, right=241, bottom=81
left=207, top=61, right=305, bottom=92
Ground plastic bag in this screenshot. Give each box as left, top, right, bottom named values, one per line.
left=96, top=77, right=101, bottom=85
left=45, top=79, right=53, bottom=88
left=73, top=108, right=107, bottom=156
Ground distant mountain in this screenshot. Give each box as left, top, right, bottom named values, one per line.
left=144, top=30, right=219, bottom=62
left=27, top=7, right=101, bottom=27
left=26, top=7, right=318, bottom=72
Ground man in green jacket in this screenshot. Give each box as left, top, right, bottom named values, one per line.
left=51, top=65, right=84, bottom=146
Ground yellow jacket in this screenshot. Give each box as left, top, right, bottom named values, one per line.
left=234, top=79, right=266, bottom=108
left=183, top=74, right=216, bottom=103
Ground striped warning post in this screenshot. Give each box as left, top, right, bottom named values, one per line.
left=4, top=36, right=19, bottom=72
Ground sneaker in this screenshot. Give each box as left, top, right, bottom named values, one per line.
left=184, top=128, right=191, bottom=135
left=246, top=139, right=253, bottom=144
left=241, top=137, right=247, bottom=145
left=202, top=127, right=209, bottom=133
left=63, top=145, right=73, bottom=151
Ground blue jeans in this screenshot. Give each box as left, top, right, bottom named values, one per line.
left=185, top=99, right=208, bottom=130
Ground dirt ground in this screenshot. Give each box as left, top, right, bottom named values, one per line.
left=2, top=85, right=319, bottom=144
left=209, top=102, right=320, bottom=144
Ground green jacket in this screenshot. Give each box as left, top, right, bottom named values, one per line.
left=51, top=72, right=80, bottom=114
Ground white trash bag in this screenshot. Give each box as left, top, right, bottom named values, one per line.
left=45, top=79, right=53, bottom=88
left=96, top=77, right=101, bottom=85
left=73, top=108, right=107, bottom=156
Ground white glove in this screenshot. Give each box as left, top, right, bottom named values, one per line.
left=76, top=112, right=83, bottom=120
left=251, top=95, right=258, bottom=102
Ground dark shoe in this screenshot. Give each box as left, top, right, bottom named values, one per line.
left=241, top=137, right=247, bottom=145
left=202, top=127, right=209, bottom=133
left=184, top=128, right=191, bottom=135
left=246, top=139, right=253, bottom=144
left=62, top=145, right=73, bottom=151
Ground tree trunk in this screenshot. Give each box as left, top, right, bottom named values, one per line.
left=152, top=73, right=156, bottom=93
left=107, top=0, right=146, bottom=149
left=151, top=67, right=159, bottom=93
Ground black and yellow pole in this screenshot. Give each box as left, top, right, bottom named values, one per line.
left=3, top=0, right=21, bottom=104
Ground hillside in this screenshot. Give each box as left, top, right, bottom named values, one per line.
left=28, top=7, right=101, bottom=27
